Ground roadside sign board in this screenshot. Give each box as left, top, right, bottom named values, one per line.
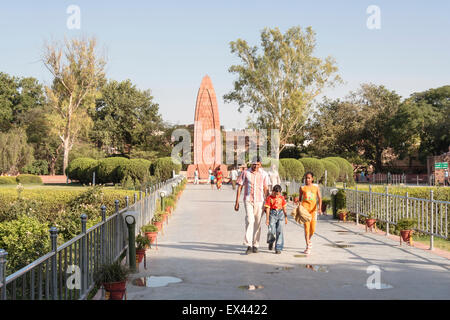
left=435, top=162, right=448, bottom=169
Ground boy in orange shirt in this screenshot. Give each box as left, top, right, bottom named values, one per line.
left=299, top=172, right=322, bottom=254
left=265, top=184, right=288, bottom=254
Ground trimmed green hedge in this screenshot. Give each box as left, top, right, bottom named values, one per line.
left=118, top=159, right=151, bottom=184
left=97, top=157, right=130, bottom=184
left=298, top=158, right=325, bottom=182
left=16, top=174, right=43, bottom=184
left=0, top=186, right=136, bottom=275
left=279, top=159, right=304, bottom=181
left=323, top=157, right=355, bottom=185
left=151, top=157, right=181, bottom=181
left=0, top=177, right=17, bottom=184
left=320, top=159, right=339, bottom=186
left=67, top=158, right=99, bottom=184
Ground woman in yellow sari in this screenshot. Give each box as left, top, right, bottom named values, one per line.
left=216, top=168, right=223, bottom=190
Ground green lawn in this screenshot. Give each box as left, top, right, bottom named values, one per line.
left=412, top=234, right=450, bottom=252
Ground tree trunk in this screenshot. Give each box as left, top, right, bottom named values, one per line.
left=375, top=149, right=383, bottom=172
left=63, top=137, right=70, bottom=176
left=49, top=159, right=56, bottom=176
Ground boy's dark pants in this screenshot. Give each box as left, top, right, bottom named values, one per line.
left=267, top=209, right=284, bottom=251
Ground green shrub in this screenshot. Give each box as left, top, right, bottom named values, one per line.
left=298, top=158, right=325, bottom=182
left=320, top=159, right=339, bottom=186
left=118, top=159, right=151, bottom=185
left=67, top=158, right=98, bottom=184
left=336, top=189, right=346, bottom=210
left=151, top=157, right=181, bottom=181
left=0, top=214, right=51, bottom=275
left=323, top=157, right=346, bottom=181
left=0, top=176, right=17, bottom=184
left=279, top=159, right=304, bottom=181
left=15, top=174, right=43, bottom=184
left=121, top=175, right=135, bottom=190
left=396, top=218, right=417, bottom=231
left=21, top=160, right=49, bottom=175
left=97, top=157, right=130, bottom=184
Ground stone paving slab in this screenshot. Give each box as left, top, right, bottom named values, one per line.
left=126, top=184, right=450, bottom=300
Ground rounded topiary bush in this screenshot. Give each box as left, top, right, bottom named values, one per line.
left=118, top=159, right=151, bottom=184
left=15, top=174, right=43, bottom=184
left=261, top=157, right=284, bottom=177
left=0, top=176, right=17, bottom=184
left=67, top=158, right=99, bottom=184
left=298, top=158, right=325, bottom=182
left=151, top=157, right=181, bottom=181
left=320, top=159, right=339, bottom=186
left=97, top=157, right=130, bottom=184
left=324, top=157, right=349, bottom=182
left=279, top=158, right=304, bottom=181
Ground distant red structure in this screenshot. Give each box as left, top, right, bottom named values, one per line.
left=187, top=76, right=227, bottom=180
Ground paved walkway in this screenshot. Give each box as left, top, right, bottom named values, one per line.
left=127, top=184, right=450, bottom=300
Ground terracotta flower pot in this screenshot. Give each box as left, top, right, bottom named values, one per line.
left=136, top=249, right=145, bottom=263
left=153, top=221, right=162, bottom=231
left=145, top=231, right=158, bottom=244
left=294, top=197, right=299, bottom=204
left=366, top=218, right=377, bottom=228
left=103, top=280, right=127, bottom=300
left=338, top=212, right=347, bottom=221
left=161, top=213, right=168, bottom=223
left=400, top=230, right=413, bottom=245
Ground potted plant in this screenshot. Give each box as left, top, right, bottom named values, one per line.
left=152, top=213, right=163, bottom=231
left=291, top=193, right=299, bottom=204
left=365, top=211, right=377, bottom=232
left=95, top=262, right=130, bottom=300
left=142, top=224, right=158, bottom=248
left=337, top=209, right=348, bottom=221
left=136, top=233, right=150, bottom=263
left=396, top=218, right=416, bottom=246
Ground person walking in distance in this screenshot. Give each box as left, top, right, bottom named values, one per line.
left=230, top=167, right=238, bottom=190
left=194, top=167, right=199, bottom=185
left=299, top=172, right=322, bottom=255
left=234, top=156, right=269, bottom=254
left=210, top=169, right=215, bottom=190
left=216, top=167, right=223, bottom=190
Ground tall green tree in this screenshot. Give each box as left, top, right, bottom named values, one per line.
left=0, top=73, right=46, bottom=132
left=43, top=37, right=106, bottom=174
left=307, top=97, right=365, bottom=158
left=389, top=85, right=450, bottom=162
left=0, top=128, right=34, bottom=175
left=91, top=79, right=164, bottom=156
left=224, top=26, right=342, bottom=154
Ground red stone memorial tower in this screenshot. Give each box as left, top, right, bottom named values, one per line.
left=187, top=76, right=227, bottom=180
